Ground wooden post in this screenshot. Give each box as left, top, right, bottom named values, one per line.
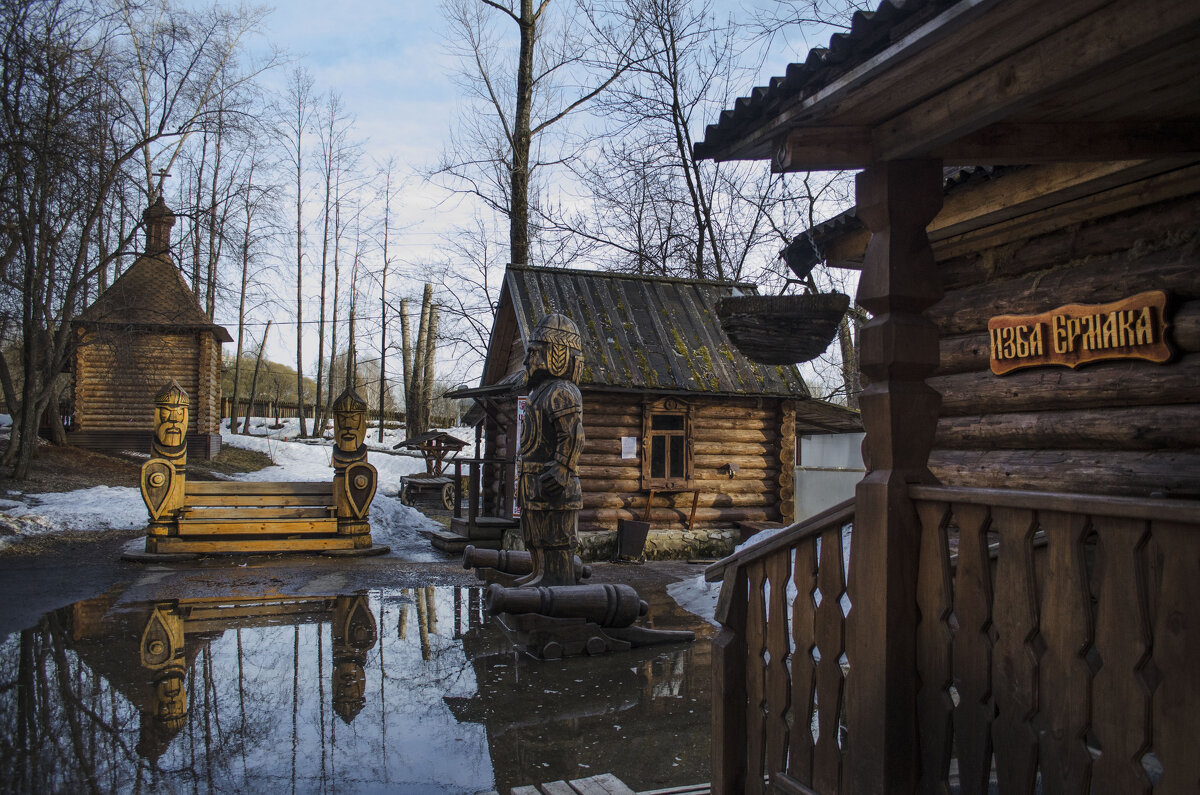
left=712, top=564, right=749, bottom=794
left=846, top=160, right=943, bottom=794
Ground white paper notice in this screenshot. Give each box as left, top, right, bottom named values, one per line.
left=621, top=436, right=637, bottom=460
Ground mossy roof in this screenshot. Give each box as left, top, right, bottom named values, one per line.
left=489, top=265, right=811, bottom=398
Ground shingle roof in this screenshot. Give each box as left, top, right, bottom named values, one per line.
left=499, top=265, right=811, bottom=397
left=77, top=252, right=233, bottom=342
left=693, top=0, right=960, bottom=161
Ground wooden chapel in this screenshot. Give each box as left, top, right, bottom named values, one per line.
left=71, top=197, right=230, bottom=459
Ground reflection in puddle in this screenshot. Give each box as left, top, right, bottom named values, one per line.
left=0, top=585, right=711, bottom=792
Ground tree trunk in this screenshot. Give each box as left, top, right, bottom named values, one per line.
left=509, top=0, right=536, bottom=266
left=421, top=304, right=438, bottom=430
left=244, top=320, right=271, bottom=435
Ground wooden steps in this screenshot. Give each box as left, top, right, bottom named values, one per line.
left=151, top=536, right=354, bottom=554
left=479, top=774, right=708, bottom=795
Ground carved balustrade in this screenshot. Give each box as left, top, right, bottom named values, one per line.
left=707, top=487, right=1200, bottom=794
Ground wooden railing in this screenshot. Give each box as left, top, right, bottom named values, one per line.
left=452, top=457, right=513, bottom=521
left=908, top=486, right=1200, bottom=794
left=706, top=487, right=1200, bottom=794
left=705, top=498, right=855, bottom=795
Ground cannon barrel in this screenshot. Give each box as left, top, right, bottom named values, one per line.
left=463, top=546, right=591, bottom=580
left=485, top=583, right=648, bottom=628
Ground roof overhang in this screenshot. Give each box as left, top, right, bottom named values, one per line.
left=696, top=0, right=1200, bottom=171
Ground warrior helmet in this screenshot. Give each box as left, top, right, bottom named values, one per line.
left=155, top=380, right=189, bottom=408
left=332, top=388, right=368, bottom=413
left=528, top=313, right=584, bottom=383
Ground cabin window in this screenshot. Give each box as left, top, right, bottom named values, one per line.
left=642, top=398, right=692, bottom=489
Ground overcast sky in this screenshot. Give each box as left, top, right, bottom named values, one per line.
left=200, top=0, right=830, bottom=384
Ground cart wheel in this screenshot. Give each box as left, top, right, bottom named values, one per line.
left=400, top=485, right=411, bottom=506
left=441, top=482, right=455, bottom=511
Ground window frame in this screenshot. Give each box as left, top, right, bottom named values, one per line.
left=641, top=397, right=694, bottom=490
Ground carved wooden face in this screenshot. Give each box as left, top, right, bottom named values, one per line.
left=154, top=403, right=188, bottom=448
left=524, top=340, right=551, bottom=386
left=154, top=673, right=188, bottom=724
left=334, top=409, right=366, bottom=453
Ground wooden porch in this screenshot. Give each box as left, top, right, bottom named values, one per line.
left=691, top=0, right=1200, bottom=791
left=705, top=488, right=1199, bottom=793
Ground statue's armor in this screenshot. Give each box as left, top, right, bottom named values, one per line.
left=518, top=379, right=584, bottom=511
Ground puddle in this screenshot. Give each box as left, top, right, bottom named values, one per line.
left=0, top=584, right=713, bottom=793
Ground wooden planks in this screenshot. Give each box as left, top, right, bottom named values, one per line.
left=152, top=536, right=353, bottom=553
left=1036, top=511, right=1094, bottom=794
left=175, top=518, right=338, bottom=536
left=949, top=504, right=995, bottom=793
left=744, top=560, right=768, bottom=795
left=763, top=553, right=792, bottom=777
left=186, top=481, right=332, bottom=496
left=1090, top=516, right=1153, bottom=795
left=1149, top=520, right=1200, bottom=794
left=788, top=539, right=819, bottom=785
left=812, top=525, right=845, bottom=794
left=990, top=507, right=1040, bottom=793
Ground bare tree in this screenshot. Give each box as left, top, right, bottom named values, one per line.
left=0, top=0, right=270, bottom=477
left=277, top=67, right=315, bottom=437
left=434, top=0, right=645, bottom=266
left=312, top=90, right=359, bottom=432
left=375, top=159, right=401, bottom=442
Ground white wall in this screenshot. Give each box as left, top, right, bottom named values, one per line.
left=795, top=432, right=865, bottom=522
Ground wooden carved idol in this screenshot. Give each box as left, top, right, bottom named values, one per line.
left=140, top=381, right=189, bottom=536
left=331, top=388, right=378, bottom=547
left=517, top=313, right=585, bottom=587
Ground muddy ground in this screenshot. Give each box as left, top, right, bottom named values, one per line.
left=0, top=441, right=710, bottom=637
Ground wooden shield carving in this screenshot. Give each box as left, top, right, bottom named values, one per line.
left=141, top=459, right=174, bottom=521
left=140, top=606, right=182, bottom=669
left=345, top=462, right=377, bottom=519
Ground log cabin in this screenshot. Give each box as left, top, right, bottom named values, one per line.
left=693, top=0, right=1200, bottom=792
left=70, top=197, right=231, bottom=459
left=448, top=265, right=861, bottom=554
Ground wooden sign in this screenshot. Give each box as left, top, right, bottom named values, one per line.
left=988, top=290, right=1171, bottom=375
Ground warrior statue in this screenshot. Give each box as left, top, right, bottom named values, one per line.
left=517, top=313, right=585, bottom=587
left=141, top=381, right=189, bottom=541
left=331, top=388, right=378, bottom=547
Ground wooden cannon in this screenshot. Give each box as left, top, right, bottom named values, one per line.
left=462, top=544, right=592, bottom=586
left=484, top=582, right=694, bottom=660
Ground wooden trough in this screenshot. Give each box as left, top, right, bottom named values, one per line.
left=716, top=293, right=849, bottom=364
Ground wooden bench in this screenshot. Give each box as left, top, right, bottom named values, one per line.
left=138, top=383, right=379, bottom=556
left=152, top=481, right=351, bottom=554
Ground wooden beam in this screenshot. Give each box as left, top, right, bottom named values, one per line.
left=934, top=122, right=1200, bottom=164
left=774, top=127, right=872, bottom=172
left=817, top=159, right=1197, bottom=270
left=874, top=0, right=1200, bottom=161
left=847, top=159, right=944, bottom=793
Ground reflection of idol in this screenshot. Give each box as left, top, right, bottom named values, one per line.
left=332, top=660, right=367, bottom=724
left=153, top=670, right=188, bottom=730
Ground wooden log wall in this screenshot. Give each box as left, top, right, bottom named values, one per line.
left=578, top=393, right=785, bottom=533
left=74, top=330, right=222, bottom=435
left=481, top=391, right=791, bottom=531
left=926, top=189, right=1200, bottom=497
